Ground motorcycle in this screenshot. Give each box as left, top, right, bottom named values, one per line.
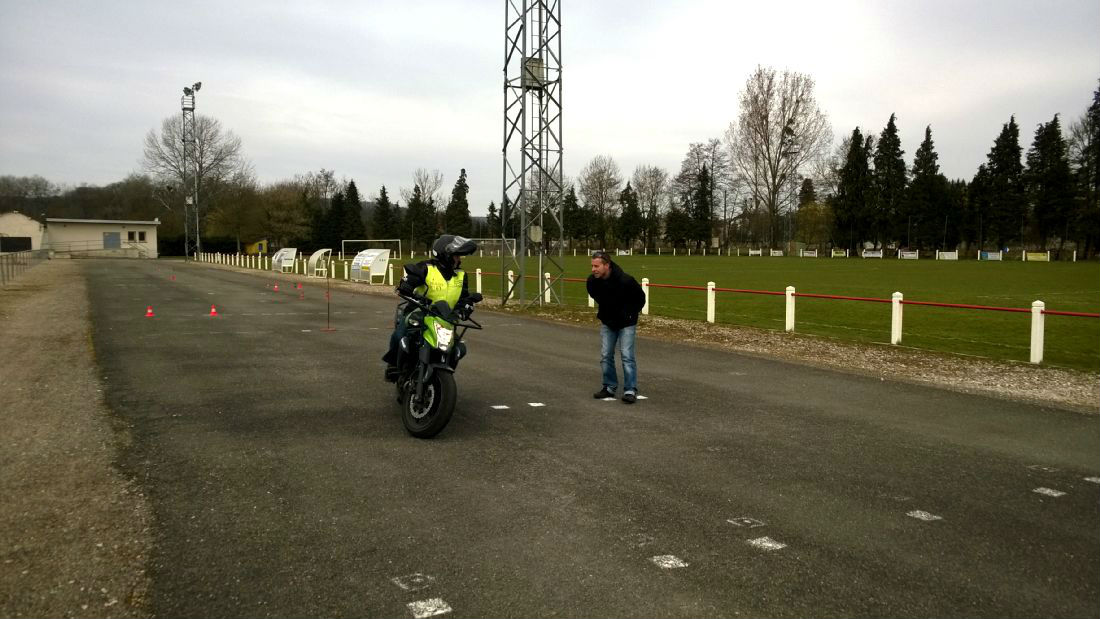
left=391, top=291, right=483, bottom=438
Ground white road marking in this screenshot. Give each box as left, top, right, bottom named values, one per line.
left=301, top=329, right=312, bottom=333
left=528, top=402, right=545, bottom=407
left=1033, top=487, right=1066, bottom=497
left=650, top=555, right=688, bottom=569
left=491, top=405, right=510, bottom=410
left=635, top=395, right=648, bottom=400
left=407, top=598, right=451, bottom=618
left=601, top=397, right=616, bottom=401
left=1085, top=477, right=1100, bottom=484
left=907, top=510, right=943, bottom=521
left=1027, top=464, right=1060, bottom=473
left=727, top=517, right=765, bottom=528
left=747, top=537, right=787, bottom=551
left=391, top=573, right=434, bottom=591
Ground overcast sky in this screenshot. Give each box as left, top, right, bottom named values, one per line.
left=2, top=0, right=1097, bottom=215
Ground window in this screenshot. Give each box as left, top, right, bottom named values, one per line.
left=127, top=231, right=136, bottom=241
left=138, top=231, right=146, bottom=242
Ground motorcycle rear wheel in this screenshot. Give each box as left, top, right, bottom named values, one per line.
left=401, top=370, right=456, bottom=438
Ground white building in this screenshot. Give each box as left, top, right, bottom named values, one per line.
left=0, top=211, right=47, bottom=253
left=45, top=218, right=161, bottom=258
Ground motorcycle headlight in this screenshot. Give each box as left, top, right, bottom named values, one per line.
left=434, top=323, right=454, bottom=351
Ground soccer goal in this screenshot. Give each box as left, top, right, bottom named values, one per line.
left=468, top=238, right=517, bottom=258
left=341, top=239, right=402, bottom=260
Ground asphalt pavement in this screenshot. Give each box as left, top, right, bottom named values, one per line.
left=83, top=259, right=1100, bottom=618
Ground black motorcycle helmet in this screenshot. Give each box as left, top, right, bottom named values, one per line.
left=432, top=235, right=478, bottom=266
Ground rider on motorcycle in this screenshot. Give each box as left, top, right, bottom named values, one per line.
left=383, top=234, right=479, bottom=381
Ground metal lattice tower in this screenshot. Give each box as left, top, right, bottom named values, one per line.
left=181, top=82, right=202, bottom=258
left=502, top=0, right=563, bottom=306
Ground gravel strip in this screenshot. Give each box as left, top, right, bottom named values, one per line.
left=0, top=260, right=152, bottom=618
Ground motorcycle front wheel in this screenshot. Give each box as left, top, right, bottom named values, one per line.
left=401, top=370, right=457, bottom=438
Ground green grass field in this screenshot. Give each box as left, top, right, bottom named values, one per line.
left=457, top=254, right=1100, bottom=372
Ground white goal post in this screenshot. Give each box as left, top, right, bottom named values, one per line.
left=341, top=239, right=402, bottom=260
left=467, top=238, right=517, bottom=257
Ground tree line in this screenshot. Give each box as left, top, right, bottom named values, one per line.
left=3, top=68, right=1097, bottom=257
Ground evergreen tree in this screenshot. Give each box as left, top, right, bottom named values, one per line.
left=617, top=182, right=644, bottom=248
left=1075, top=81, right=1100, bottom=256
left=798, top=178, right=817, bottom=209
left=341, top=180, right=366, bottom=242
left=1026, top=115, right=1073, bottom=250
left=872, top=114, right=907, bottom=246
left=371, top=185, right=400, bottom=239
left=561, top=186, right=583, bottom=246
left=443, top=168, right=472, bottom=236
left=323, top=189, right=346, bottom=249
left=833, top=128, right=873, bottom=251
left=968, top=164, right=994, bottom=249
left=906, top=126, right=949, bottom=248
left=403, top=184, right=435, bottom=252
left=985, top=116, right=1026, bottom=246
left=486, top=201, right=500, bottom=238
left=664, top=206, right=691, bottom=248
left=689, top=165, right=713, bottom=248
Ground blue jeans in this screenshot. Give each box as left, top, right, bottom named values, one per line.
left=600, top=324, right=637, bottom=394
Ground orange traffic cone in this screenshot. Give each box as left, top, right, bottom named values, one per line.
left=274, top=284, right=279, bottom=292
left=297, top=283, right=302, bottom=290
left=209, top=305, right=219, bottom=317
left=145, top=306, right=155, bottom=317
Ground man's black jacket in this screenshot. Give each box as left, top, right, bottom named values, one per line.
left=586, top=260, right=645, bottom=331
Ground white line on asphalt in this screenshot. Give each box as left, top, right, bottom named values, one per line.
left=727, top=517, right=765, bottom=528
left=391, top=573, right=434, bottom=591
left=407, top=598, right=451, bottom=618
left=907, top=510, right=943, bottom=521
left=650, top=555, right=688, bottom=569
left=301, top=330, right=312, bottom=332
left=1085, top=477, right=1100, bottom=484
left=491, top=405, right=509, bottom=410
left=528, top=402, right=545, bottom=407
left=636, top=395, right=648, bottom=400
left=747, top=537, right=787, bottom=551
left=1033, top=487, right=1066, bottom=497
left=601, top=397, right=616, bottom=401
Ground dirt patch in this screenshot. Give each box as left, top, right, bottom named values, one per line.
left=217, top=261, right=1099, bottom=415
left=0, top=261, right=152, bottom=618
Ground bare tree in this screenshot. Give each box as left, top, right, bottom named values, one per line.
left=632, top=164, right=669, bottom=248
left=726, top=66, right=832, bottom=248
left=142, top=114, right=247, bottom=232
left=402, top=168, right=445, bottom=207
left=578, top=155, right=622, bottom=247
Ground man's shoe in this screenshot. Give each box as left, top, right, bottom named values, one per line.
left=622, top=392, right=637, bottom=404
left=593, top=387, right=615, bottom=399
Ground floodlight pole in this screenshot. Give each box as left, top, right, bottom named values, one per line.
left=181, top=81, right=202, bottom=258
left=502, top=0, right=564, bottom=307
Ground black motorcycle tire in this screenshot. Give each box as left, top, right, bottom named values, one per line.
left=401, top=370, right=456, bottom=438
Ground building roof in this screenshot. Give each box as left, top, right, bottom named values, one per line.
left=46, top=218, right=161, bottom=226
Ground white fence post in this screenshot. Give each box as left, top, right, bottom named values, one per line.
left=388, top=263, right=394, bottom=285
left=507, top=270, right=514, bottom=301
left=785, top=286, right=795, bottom=332
left=641, top=277, right=650, bottom=315
left=1030, top=300, right=1045, bottom=364
left=475, top=268, right=482, bottom=294
left=543, top=272, right=551, bottom=303
left=706, top=281, right=715, bottom=323
left=891, top=292, right=903, bottom=345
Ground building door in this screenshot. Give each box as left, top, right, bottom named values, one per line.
left=103, top=232, right=121, bottom=249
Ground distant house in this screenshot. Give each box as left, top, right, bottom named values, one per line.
left=0, top=211, right=47, bottom=253
left=45, top=218, right=161, bottom=258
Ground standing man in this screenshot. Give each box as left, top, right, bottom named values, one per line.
left=586, top=251, right=646, bottom=404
